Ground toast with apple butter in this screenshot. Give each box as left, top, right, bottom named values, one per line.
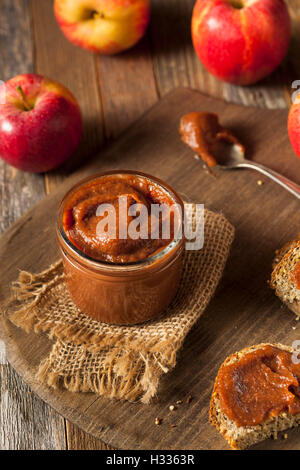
left=209, top=343, right=300, bottom=449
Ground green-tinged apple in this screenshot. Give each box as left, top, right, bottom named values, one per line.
left=0, top=74, right=82, bottom=173
left=192, top=0, right=291, bottom=85
left=54, top=0, right=150, bottom=54
left=288, top=94, right=300, bottom=160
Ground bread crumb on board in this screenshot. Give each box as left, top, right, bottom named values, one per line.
left=186, top=394, right=193, bottom=404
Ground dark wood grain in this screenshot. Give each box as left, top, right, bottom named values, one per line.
left=29, top=0, right=159, bottom=450
left=1, top=0, right=300, bottom=451
left=29, top=0, right=109, bottom=449
left=0, top=0, right=67, bottom=450
left=30, top=0, right=104, bottom=193
left=95, top=37, right=158, bottom=140
left=1, top=89, right=300, bottom=450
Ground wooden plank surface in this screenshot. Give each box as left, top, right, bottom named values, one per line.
left=28, top=0, right=158, bottom=450
left=1, top=89, right=300, bottom=450
left=0, top=0, right=299, bottom=450
left=96, top=38, right=158, bottom=140
left=0, top=0, right=66, bottom=451
left=30, top=0, right=104, bottom=192
left=29, top=0, right=107, bottom=448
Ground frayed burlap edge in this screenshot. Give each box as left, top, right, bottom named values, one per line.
left=9, top=260, right=64, bottom=333
left=9, top=265, right=185, bottom=356
left=36, top=341, right=171, bottom=403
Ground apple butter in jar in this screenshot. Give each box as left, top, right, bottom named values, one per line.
left=56, top=171, right=184, bottom=325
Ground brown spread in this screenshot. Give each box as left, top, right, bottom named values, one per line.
left=63, top=174, right=177, bottom=264
left=290, top=261, right=300, bottom=289
left=179, top=112, right=245, bottom=167
left=57, top=171, right=184, bottom=324
left=215, top=345, right=300, bottom=427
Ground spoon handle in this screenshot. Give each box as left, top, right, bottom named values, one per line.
left=237, top=161, right=300, bottom=200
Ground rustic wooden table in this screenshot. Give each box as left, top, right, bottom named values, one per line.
left=0, top=0, right=299, bottom=450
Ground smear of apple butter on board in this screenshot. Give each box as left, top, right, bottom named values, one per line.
left=215, top=345, right=300, bottom=427
left=179, top=112, right=245, bottom=167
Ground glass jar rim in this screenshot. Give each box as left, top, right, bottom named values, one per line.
left=56, top=170, right=185, bottom=272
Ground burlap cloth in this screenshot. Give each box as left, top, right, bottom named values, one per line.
left=8, top=208, right=234, bottom=403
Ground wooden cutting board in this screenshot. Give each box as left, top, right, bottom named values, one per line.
left=0, top=88, right=300, bottom=450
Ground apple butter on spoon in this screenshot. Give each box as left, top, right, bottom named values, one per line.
left=179, top=112, right=245, bottom=167
left=179, top=111, right=300, bottom=199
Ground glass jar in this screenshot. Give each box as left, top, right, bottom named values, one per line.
left=56, top=171, right=184, bottom=325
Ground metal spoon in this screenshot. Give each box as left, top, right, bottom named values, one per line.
left=213, top=143, right=300, bottom=200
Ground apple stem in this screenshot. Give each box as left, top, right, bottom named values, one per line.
left=16, top=85, right=32, bottom=111
left=92, top=11, right=105, bottom=19
left=230, top=0, right=244, bottom=8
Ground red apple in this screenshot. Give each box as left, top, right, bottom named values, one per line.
left=288, top=97, right=300, bottom=159
left=192, top=0, right=291, bottom=85
left=54, top=0, right=150, bottom=55
left=0, top=74, right=82, bottom=173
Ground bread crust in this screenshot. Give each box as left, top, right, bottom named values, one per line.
left=270, top=238, right=300, bottom=315
left=209, top=343, right=300, bottom=450
left=272, top=238, right=300, bottom=270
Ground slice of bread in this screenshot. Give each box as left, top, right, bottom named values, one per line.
left=209, top=343, right=300, bottom=450
left=270, top=237, right=300, bottom=316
